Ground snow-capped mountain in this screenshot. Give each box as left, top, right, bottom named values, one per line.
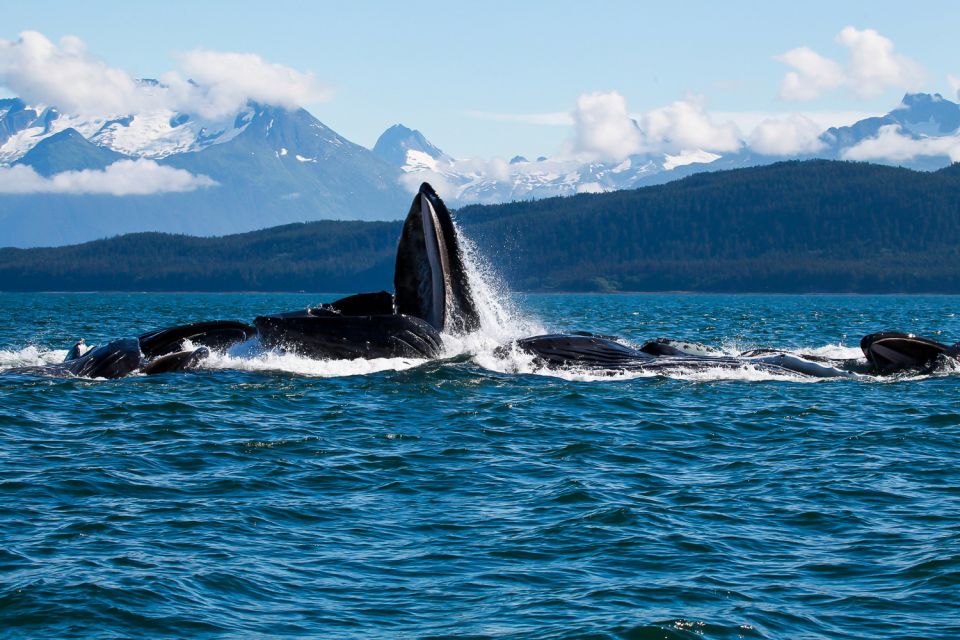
left=3, top=90, right=960, bottom=248
left=1, top=104, right=237, bottom=165
left=372, top=124, right=450, bottom=169
left=374, top=93, right=960, bottom=207
left=0, top=96, right=407, bottom=247
left=371, top=123, right=673, bottom=205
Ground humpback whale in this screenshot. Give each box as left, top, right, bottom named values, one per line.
left=500, top=333, right=861, bottom=378
left=502, top=331, right=960, bottom=377
left=4, top=321, right=255, bottom=379
left=3, top=181, right=955, bottom=380
left=254, top=183, right=479, bottom=360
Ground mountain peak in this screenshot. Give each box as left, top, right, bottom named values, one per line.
left=373, top=124, right=448, bottom=168
left=15, top=128, right=126, bottom=176
left=900, top=92, right=944, bottom=107
left=892, top=92, right=960, bottom=134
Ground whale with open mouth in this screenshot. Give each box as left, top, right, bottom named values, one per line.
left=253, top=183, right=480, bottom=360
left=3, top=182, right=957, bottom=380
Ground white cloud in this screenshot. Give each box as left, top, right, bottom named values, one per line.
left=571, top=91, right=644, bottom=160
left=168, top=50, right=332, bottom=120
left=0, top=31, right=331, bottom=119
left=778, top=27, right=924, bottom=101
left=639, top=95, right=742, bottom=154
left=0, top=159, right=217, bottom=195
left=567, top=92, right=741, bottom=161
left=0, top=31, right=146, bottom=115
left=838, top=27, right=924, bottom=98
left=777, top=47, right=845, bottom=101
left=747, top=114, right=826, bottom=155
left=841, top=124, right=960, bottom=163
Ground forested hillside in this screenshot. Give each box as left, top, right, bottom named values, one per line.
left=457, top=160, right=960, bottom=291
left=3, top=160, right=960, bottom=293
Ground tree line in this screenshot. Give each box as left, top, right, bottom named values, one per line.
left=3, top=160, right=960, bottom=293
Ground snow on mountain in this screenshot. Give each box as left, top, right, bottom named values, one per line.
left=372, top=122, right=705, bottom=205
left=0, top=98, right=407, bottom=247
left=373, top=124, right=450, bottom=169
left=377, top=93, right=960, bottom=207
left=0, top=83, right=256, bottom=165
left=663, top=150, right=721, bottom=170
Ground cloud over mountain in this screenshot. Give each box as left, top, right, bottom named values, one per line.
left=841, top=124, right=960, bottom=163
left=571, top=91, right=643, bottom=160
left=747, top=114, right=826, bottom=155
left=639, top=96, right=741, bottom=155
left=0, top=31, right=332, bottom=119
left=0, top=159, right=217, bottom=195
left=569, top=92, right=741, bottom=161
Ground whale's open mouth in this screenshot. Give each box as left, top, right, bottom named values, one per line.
left=251, top=183, right=481, bottom=361
left=394, top=183, right=479, bottom=334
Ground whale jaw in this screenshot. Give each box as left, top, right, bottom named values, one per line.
left=394, top=182, right=479, bottom=334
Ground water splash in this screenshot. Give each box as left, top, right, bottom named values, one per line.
left=0, top=346, right=67, bottom=370
left=201, top=338, right=427, bottom=378
left=443, top=226, right=544, bottom=357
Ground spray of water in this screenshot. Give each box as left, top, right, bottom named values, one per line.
left=440, top=227, right=544, bottom=357
left=203, top=339, right=426, bottom=378
left=0, top=346, right=67, bottom=369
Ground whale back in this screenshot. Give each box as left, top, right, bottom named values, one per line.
left=394, top=183, right=479, bottom=333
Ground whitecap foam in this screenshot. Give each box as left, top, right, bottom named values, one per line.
left=800, top=343, right=865, bottom=360
left=199, top=339, right=426, bottom=378
left=0, top=346, right=68, bottom=371
left=439, top=228, right=546, bottom=361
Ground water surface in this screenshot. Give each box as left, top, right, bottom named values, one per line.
left=1, top=292, right=959, bottom=639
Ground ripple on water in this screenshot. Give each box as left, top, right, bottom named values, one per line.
left=1, top=293, right=960, bottom=638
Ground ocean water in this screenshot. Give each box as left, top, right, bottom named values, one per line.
left=1, top=291, right=959, bottom=639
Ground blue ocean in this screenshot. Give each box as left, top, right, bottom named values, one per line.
left=1, top=290, right=959, bottom=638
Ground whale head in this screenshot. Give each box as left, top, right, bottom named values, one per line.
left=394, top=182, right=479, bottom=334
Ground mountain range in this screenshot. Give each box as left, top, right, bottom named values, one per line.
left=2, top=90, right=960, bottom=248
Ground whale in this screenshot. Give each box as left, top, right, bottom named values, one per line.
left=860, top=332, right=959, bottom=373
left=4, top=320, right=255, bottom=379
left=499, top=333, right=861, bottom=378
left=254, top=183, right=479, bottom=360
left=501, top=331, right=960, bottom=377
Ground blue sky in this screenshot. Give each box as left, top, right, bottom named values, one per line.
left=3, top=0, right=959, bottom=158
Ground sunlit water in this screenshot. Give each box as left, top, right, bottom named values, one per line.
left=2, top=292, right=959, bottom=639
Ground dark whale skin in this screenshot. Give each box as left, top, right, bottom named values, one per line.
left=254, top=309, right=443, bottom=360
left=139, top=320, right=255, bottom=358
left=4, top=338, right=143, bottom=379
